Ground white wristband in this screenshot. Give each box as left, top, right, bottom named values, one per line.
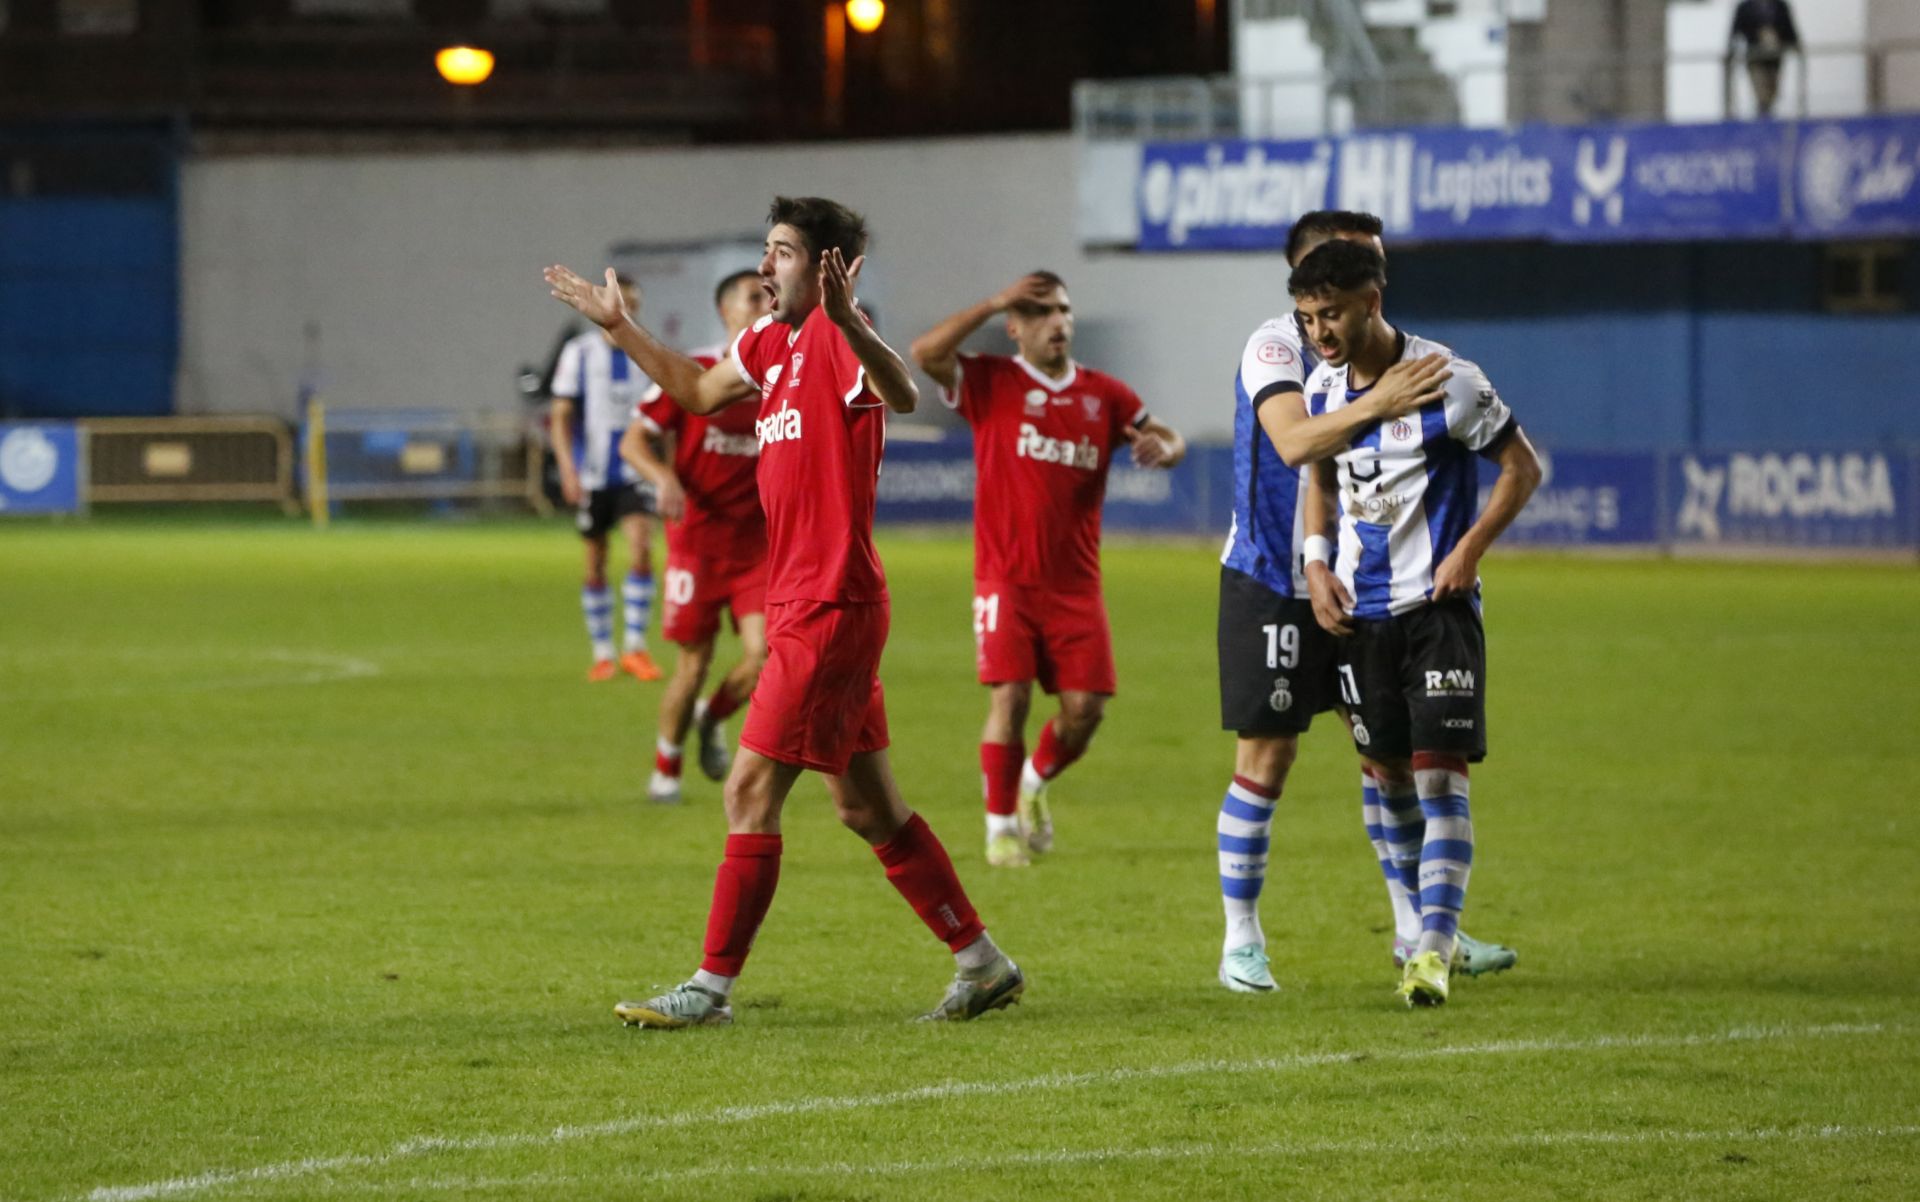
left=1302, top=535, right=1334, bottom=567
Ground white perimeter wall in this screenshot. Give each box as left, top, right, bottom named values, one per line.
left=180, top=134, right=1287, bottom=438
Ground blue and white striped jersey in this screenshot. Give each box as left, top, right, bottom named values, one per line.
left=551, top=333, right=655, bottom=490
left=1220, top=315, right=1317, bottom=598
left=1307, top=332, right=1515, bottom=619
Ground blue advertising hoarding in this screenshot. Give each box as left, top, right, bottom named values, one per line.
left=1478, top=449, right=1661, bottom=546
left=0, top=422, right=86, bottom=515
left=1790, top=115, right=1920, bottom=238
left=1138, top=115, right=1920, bottom=250
left=1667, top=449, right=1913, bottom=549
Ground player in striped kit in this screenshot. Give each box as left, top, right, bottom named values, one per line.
left=550, top=273, right=663, bottom=683
left=1289, top=237, right=1542, bottom=1006
left=1213, top=210, right=1520, bottom=995
left=620, top=270, right=772, bottom=804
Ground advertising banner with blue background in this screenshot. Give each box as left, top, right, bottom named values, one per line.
left=876, top=435, right=1915, bottom=552
left=0, top=422, right=86, bottom=515
left=1137, top=114, right=1918, bottom=250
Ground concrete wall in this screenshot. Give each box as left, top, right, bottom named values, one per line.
left=180, top=132, right=1920, bottom=450
left=179, top=133, right=1300, bottom=441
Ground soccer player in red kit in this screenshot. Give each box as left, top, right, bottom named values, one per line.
left=911, top=274, right=1186, bottom=867
left=619, top=270, right=772, bottom=804
left=545, top=197, right=1025, bottom=1027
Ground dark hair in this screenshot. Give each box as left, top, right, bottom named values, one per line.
left=613, top=272, right=638, bottom=289
left=1027, top=270, right=1066, bottom=290
left=1009, top=269, right=1068, bottom=316
left=1284, top=210, right=1384, bottom=266
left=767, top=196, right=868, bottom=264
left=713, top=269, right=760, bottom=309
left=1287, top=239, right=1387, bottom=299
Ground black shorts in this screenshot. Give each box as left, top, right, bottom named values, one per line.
left=1217, top=566, right=1338, bottom=736
left=575, top=483, right=656, bottom=538
left=1338, top=597, right=1488, bottom=763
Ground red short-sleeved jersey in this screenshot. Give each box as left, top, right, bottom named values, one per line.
left=941, top=353, right=1149, bottom=592
left=638, top=348, right=767, bottom=565
left=730, top=308, right=888, bottom=605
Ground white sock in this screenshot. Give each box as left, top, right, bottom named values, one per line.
left=691, top=969, right=734, bottom=998
left=1019, top=759, right=1045, bottom=796
left=954, top=932, right=1001, bottom=974
left=986, top=813, right=1020, bottom=839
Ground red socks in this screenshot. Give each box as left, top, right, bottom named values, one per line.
left=1029, top=718, right=1085, bottom=782
left=980, top=741, right=1024, bottom=816
left=699, top=833, right=782, bottom=976
left=874, top=813, right=985, bottom=952
left=704, top=685, right=743, bottom=725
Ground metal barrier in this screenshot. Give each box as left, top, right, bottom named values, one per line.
left=82, top=417, right=296, bottom=511
left=1075, top=41, right=1920, bottom=142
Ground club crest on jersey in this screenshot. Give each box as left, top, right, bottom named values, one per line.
left=786, top=352, right=804, bottom=387
left=1017, top=423, right=1099, bottom=471
left=1256, top=341, right=1295, bottom=367
left=1079, top=396, right=1100, bottom=421
left=757, top=399, right=802, bottom=447
left=1024, top=389, right=1049, bottom=414
left=1390, top=419, right=1414, bottom=441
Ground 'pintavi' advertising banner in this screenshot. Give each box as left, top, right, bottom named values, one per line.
left=1137, top=115, right=1918, bottom=250
left=1668, top=449, right=1913, bottom=548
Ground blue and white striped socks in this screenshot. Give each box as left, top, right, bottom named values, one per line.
left=1362, top=769, right=1423, bottom=949
left=1412, top=753, right=1474, bottom=959
left=581, top=583, right=615, bottom=663
left=1217, top=775, right=1278, bottom=953
left=622, top=570, right=653, bottom=652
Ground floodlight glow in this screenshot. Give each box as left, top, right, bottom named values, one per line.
left=846, top=0, right=885, bottom=34
left=436, top=46, right=496, bottom=86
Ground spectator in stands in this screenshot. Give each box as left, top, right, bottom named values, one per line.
left=1729, top=0, right=1801, bottom=118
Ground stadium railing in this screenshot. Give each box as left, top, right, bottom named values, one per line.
left=82, top=417, right=298, bottom=512
left=1074, top=40, right=1920, bottom=142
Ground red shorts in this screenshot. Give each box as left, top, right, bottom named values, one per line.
left=972, top=583, right=1116, bottom=695
left=739, top=599, right=891, bottom=775
left=660, top=551, right=768, bottom=645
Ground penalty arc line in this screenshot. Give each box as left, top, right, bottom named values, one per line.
left=74, top=1020, right=1889, bottom=1202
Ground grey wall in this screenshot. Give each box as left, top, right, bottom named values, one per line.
left=180, top=134, right=1288, bottom=439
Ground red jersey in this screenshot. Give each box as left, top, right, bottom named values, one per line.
left=941, top=353, right=1149, bottom=592
left=637, top=348, right=766, bottom=564
left=730, top=307, right=888, bottom=605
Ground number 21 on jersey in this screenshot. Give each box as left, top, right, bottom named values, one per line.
left=972, top=593, right=1000, bottom=637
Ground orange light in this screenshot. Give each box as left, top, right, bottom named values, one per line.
left=435, top=46, right=495, bottom=86
left=845, top=0, right=885, bottom=34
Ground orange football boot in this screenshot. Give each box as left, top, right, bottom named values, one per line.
left=587, top=659, right=618, bottom=683
left=620, top=649, right=663, bottom=681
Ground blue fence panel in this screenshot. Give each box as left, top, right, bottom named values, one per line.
left=1552, top=121, right=1785, bottom=242
left=1667, top=449, right=1913, bottom=549
left=0, top=422, right=85, bottom=515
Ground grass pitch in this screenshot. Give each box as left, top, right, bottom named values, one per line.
left=3, top=518, right=1917, bottom=1201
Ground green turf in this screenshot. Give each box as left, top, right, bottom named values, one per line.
left=3, top=519, right=1917, bottom=1201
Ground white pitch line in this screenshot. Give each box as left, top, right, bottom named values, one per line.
left=74, top=1021, right=1887, bottom=1202
left=0, top=650, right=381, bottom=702
left=263, top=1121, right=1920, bottom=1197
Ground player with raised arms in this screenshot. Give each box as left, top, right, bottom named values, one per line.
left=1287, top=237, right=1542, bottom=1006
left=544, top=196, right=1026, bottom=1027
left=910, top=273, right=1186, bottom=867
left=1212, top=210, right=1521, bottom=995
left=618, top=269, right=772, bottom=804
left=549, top=274, right=664, bottom=683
